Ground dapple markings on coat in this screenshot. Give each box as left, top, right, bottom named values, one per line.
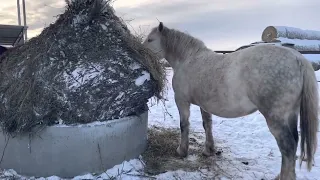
left=143, top=22, right=319, bottom=180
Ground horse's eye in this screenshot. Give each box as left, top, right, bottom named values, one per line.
left=148, top=39, right=153, bottom=42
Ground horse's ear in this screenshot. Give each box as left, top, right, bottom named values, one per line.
left=158, top=22, right=164, bottom=32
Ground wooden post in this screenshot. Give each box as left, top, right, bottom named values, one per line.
left=17, top=0, right=21, bottom=26
left=22, top=0, right=27, bottom=41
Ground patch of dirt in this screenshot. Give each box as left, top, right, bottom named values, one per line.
left=141, top=125, right=232, bottom=178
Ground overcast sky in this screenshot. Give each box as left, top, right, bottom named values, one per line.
left=0, top=0, right=319, bottom=50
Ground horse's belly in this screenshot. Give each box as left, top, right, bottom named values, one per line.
left=203, top=96, right=258, bottom=118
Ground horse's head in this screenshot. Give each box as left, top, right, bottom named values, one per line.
left=143, top=22, right=166, bottom=59
left=143, top=22, right=206, bottom=69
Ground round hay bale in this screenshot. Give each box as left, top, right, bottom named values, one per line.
left=0, top=0, right=166, bottom=135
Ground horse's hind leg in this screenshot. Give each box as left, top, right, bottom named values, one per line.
left=200, top=108, right=215, bottom=156
left=175, top=96, right=191, bottom=157
left=266, top=112, right=298, bottom=180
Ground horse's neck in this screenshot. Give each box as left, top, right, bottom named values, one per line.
left=165, top=46, right=212, bottom=70
left=164, top=53, right=181, bottom=69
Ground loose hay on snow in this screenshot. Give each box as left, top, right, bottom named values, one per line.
left=0, top=0, right=166, bottom=135
left=142, top=126, right=242, bottom=179
left=142, top=126, right=219, bottom=176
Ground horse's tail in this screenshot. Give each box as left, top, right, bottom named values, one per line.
left=299, top=57, right=319, bottom=171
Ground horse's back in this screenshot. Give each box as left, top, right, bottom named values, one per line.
left=234, top=45, right=305, bottom=115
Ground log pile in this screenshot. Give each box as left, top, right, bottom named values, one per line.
left=262, top=26, right=320, bottom=42
left=261, top=26, right=320, bottom=51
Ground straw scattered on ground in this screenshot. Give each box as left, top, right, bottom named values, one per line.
left=141, top=126, right=236, bottom=178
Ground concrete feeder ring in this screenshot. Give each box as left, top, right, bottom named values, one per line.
left=0, top=112, right=148, bottom=178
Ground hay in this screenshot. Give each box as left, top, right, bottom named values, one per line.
left=122, top=30, right=166, bottom=99
left=142, top=126, right=221, bottom=176
left=0, top=0, right=166, bottom=135
left=142, top=126, right=180, bottom=174
left=142, top=126, right=259, bottom=179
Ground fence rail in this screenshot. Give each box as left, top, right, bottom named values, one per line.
left=214, top=51, right=320, bottom=54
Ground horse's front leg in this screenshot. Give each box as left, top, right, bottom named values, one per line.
left=200, top=108, right=215, bottom=156
left=175, top=96, right=190, bottom=157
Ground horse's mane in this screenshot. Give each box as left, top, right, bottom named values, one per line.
left=160, top=27, right=207, bottom=60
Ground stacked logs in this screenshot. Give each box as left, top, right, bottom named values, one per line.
left=261, top=26, right=320, bottom=51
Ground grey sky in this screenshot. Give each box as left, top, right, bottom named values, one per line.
left=1, top=0, right=319, bottom=50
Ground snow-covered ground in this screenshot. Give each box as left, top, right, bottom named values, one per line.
left=2, top=68, right=320, bottom=180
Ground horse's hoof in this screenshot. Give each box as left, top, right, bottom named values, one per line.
left=202, top=148, right=215, bottom=157
left=202, top=150, right=213, bottom=157
left=176, top=146, right=188, bottom=158
left=202, top=144, right=215, bottom=157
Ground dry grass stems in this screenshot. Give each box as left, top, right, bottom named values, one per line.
left=141, top=126, right=237, bottom=179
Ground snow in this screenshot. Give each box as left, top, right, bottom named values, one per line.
left=53, top=121, right=109, bottom=127
left=129, top=63, right=141, bottom=70
left=72, top=14, right=87, bottom=27
left=53, top=115, right=132, bottom=128
left=115, top=92, right=125, bottom=100
left=100, top=24, right=108, bottom=31
left=243, top=39, right=320, bottom=63
left=107, top=67, right=116, bottom=73
left=64, top=64, right=104, bottom=90
left=135, top=71, right=150, bottom=86
left=274, top=26, right=320, bottom=40
left=278, top=37, right=320, bottom=51
left=60, top=51, right=66, bottom=58
left=107, top=79, right=118, bottom=83
left=2, top=68, right=320, bottom=179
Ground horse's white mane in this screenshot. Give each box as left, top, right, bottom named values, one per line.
left=159, top=27, right=207, bottom=60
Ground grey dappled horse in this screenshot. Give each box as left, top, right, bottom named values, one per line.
left=143, top=22, right=319, bottom=180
